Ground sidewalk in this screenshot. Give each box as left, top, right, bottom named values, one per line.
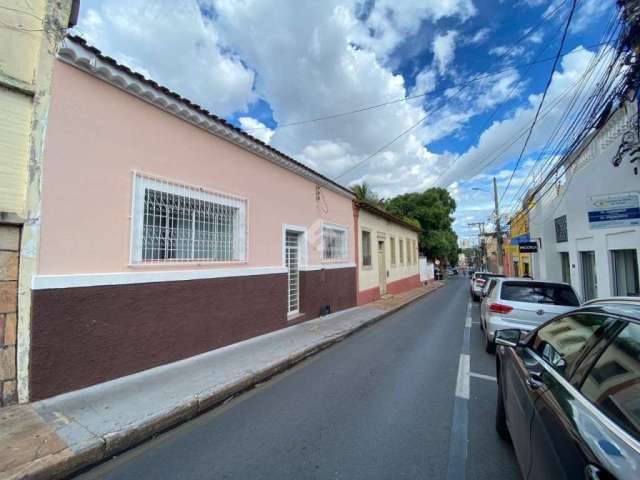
left=0, top=282, right=443, bottom=480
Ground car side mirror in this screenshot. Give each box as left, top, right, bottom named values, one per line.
left=494, top=329, right=523, bottom=348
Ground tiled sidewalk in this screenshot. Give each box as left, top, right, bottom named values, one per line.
left=0, top=281, right=443, bottom=480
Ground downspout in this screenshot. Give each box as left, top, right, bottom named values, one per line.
left=353, top=202, right=360, bottom=303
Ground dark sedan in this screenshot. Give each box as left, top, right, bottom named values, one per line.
left=494, top=298, right=640, bottom=480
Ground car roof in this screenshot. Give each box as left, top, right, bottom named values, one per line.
left=575, top=299, right=640, bottom=322
left=495, top=277, right=572, bottom=286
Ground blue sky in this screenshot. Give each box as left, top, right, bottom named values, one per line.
left=72, top=0, right=615, bottom=243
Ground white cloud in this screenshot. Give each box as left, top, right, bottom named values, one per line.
left=489, top=45, right=526, bottom=58
left=432, top=30, right=459, bottom=76
left=435, top=45, right=616, bottom=188
left=468, top=27, right=490, bottom=44
left=73, top=1, right=256, bottom=117
left=238, top=117, right=275, bottom=144
left=410, top=66, right=437, bottom=96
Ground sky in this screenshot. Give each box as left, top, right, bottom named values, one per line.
left=72, top=0, right=616, bottom=243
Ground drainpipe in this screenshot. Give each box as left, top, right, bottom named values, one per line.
left=353, top=202, right=360, bottom=303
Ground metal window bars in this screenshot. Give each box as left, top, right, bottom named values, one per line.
left=131, top=172, right=247, bottom=263
left=322, top=225, right=347, bottom=261
left=286, top=231, right=300, bottom=314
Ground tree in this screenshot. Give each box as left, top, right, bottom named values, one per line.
left=351, top=182, right=381, bottom=205
left=385, top=187, right=458, bottom=265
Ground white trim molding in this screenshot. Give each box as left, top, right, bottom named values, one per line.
left=32, top=266, right=288, bottom=290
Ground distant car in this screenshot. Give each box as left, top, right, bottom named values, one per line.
left=452, top=268, right=458, bottom=275
left=470, top=272, right=505, bottom=302
left=480, top=278, right=580, bottom=353
left=494, top=298, right=640, bottom=480
left=446, top=267, right=454, bottom=276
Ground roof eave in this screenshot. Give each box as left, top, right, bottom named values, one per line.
left=57, top=35, right=354, bottom=200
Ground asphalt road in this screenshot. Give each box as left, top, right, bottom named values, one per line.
left=76, top=276, right=521, bottom=480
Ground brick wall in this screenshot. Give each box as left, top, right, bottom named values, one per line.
left=0, top=224, right=19, bottom=406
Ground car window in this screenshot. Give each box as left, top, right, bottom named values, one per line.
left=531, top=313, right=609, bottom=378
left=500, top=281, right=580, bottom=306
left=581, top=322, right=640, bottom=441
left=486, top=279, right=497, bottom=295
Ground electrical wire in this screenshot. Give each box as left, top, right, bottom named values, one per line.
left=498, top=0, right=578, bottom=204
left=331, top=2, right=571, bottom=181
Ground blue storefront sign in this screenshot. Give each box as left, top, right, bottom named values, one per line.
left=587, top=192, right=640, bottom=230
left=510, top=234, right=530, bottom=245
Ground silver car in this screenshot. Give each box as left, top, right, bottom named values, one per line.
left=480, top=277, right=581, bottom=353
left=470, top=272, right=504, bottom=301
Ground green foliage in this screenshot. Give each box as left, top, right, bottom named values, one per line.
left=386, top=187, right=458, bottom=265
left=351, top=182, right=381, bottom=205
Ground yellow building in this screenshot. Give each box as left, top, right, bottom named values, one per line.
left=506, top=207, right=532, bottom=277
left=0, top=0, right=77, bottom=405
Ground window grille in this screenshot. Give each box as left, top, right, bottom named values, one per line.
left=362, top=230, right=372, bottom=267
left=390, top=237, right=396, bottom=266
left=130, top=172, right=247, bottom=263
left=555, top=215, right=568, bottom=243
left=286, top=231, right=300, bottom=314
left=322, top=225, right=347, bottom=261
left=399, top=239, right=404, bottom=264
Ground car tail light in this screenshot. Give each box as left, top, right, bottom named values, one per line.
left=489, top=303, right=513, bottom=314
left=476, top=279, right=486, bottom=286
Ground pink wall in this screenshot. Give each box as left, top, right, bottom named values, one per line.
left=39, top=61, right=354, bottom=275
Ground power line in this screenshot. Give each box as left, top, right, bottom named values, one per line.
left=498, top=0, right=578, bottom=204
left=331, top=2, right=570, bottom=181
left=246, top=0, right=573, bottom=133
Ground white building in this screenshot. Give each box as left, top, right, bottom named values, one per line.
left=529, top=99, right=639, bottom=301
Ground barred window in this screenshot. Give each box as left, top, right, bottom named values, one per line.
left=322, top=225, right=347, bottom=261
left=131, top=173, right=247, bottom=263
left=399, top=239, right=404, bottom=264
left=362, top=230, right=372, bottom=267
left=555, top=215, right=568, bottom=243
left=390, top=237, right=396, bottom=266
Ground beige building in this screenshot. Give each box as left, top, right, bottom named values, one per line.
left=0, top=0, right=77, bottom=405
left=354, top=202, right=421, bottom=305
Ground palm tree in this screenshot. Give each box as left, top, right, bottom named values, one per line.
left=352, top=182, right=380, bottom=204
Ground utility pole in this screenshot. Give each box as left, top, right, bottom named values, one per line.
left=467, top=222, right=486, bottom=270
left=493, top=177, right=504, bottom=274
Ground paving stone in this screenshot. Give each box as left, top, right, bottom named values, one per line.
left=4, top=312, right=16, bottom=346
left=2, top=380, right=16, bottom=404
left=0, top=225, right=20, bottom=251
left=0, top=346, right=16, bottom=382
left=0, top=281, right=17, bottom=314
left=0, top=251, right=18, bottom=281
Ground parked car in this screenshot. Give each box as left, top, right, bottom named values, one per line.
left=480, top=278, right=580, bottom=353
left=470, top=272, right=505, bottom=302
left=494, top=298, right=640, bottom=480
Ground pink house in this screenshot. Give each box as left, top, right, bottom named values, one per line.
left=29, top=36, right=356, bottom=400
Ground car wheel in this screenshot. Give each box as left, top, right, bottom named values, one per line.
left=472, top=294, right=479, bottom=302
left=495, top=375, right=510, bottom=441
left=484, top=331, right=496, bottom=354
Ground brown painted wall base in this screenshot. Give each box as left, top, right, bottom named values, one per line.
left=29, top=267, right=357, bottom=401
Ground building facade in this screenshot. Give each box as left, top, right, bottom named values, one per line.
left=28, top=36, right=357, bottom=401
left=504, top=206, right=533, bottom=278
left=0, top=1, right=77, bottom=405
left=529, top=99, right=639, bottom=301
left=354, top=202, right=421, bottom=305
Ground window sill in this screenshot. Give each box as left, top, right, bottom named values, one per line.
left=128, top=260, right=249, bottom=269
left=287, top=312, right=305, bottom=322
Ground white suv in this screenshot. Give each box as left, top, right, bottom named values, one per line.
left=480, top=277, right=581, bottom=353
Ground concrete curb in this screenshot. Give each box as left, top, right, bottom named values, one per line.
left=7, top=283, right=443, bottom=480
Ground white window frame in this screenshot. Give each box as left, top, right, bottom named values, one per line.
left=321, top=223, right=349, bottom=262
left=130, top=171, right=247, bottom=264
left=282, top=224, right=308, bottom=269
